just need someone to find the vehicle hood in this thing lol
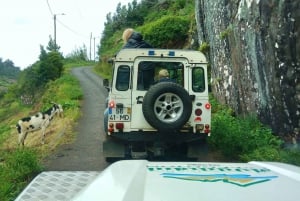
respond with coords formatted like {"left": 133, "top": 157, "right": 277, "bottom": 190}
{"left": 73, "top": 160, "right": 300, "bottom": 201}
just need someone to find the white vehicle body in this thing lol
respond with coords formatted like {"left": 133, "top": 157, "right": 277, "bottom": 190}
{"left": 16, "top": 160, "right": 300, "bottom": 201}
{"left": 103, "top": 49, "right": 211, "bottom": 159}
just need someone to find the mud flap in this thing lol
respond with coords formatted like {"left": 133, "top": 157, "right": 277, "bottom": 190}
{"left": 187, "top": 139, "right": 208, "bottom": 160}
{"left": 103, "top": 139, "right": 125, "bottom": 159}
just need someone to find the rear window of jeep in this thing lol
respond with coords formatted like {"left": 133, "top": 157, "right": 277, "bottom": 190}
{"left": 192, "top": 67, "right": 205, "bottom": 92}
{"left": 137, "top": 61, "right": 184, "bottom": 90}
{"left": 116, "top": 65, "right": 130, "bottom": 91}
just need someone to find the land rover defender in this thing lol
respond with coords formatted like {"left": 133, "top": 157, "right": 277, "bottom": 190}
{"left": 103, "top": 49, "right": 211, "bottom": 160}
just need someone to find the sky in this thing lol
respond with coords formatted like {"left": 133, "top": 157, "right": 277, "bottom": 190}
{"left": 0, "top": 0, "right": 133, "bottom": 70}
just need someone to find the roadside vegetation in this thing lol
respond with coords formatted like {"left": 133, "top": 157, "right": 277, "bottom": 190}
{"left": 0, "top": 0, "right": 299, "bottom": 200}
{"left": 0, "top": 66, "right": 88, "bottom": 200}
{"left": 0, "top": 36, "right": 93, "bottom": 200}
{"left": 208, "top": 96, "right": 300, "bottom": 164}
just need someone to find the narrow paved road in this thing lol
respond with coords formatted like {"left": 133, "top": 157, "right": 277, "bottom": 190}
{"left": 44, "top": 66, "right": 109, "bottom": 171}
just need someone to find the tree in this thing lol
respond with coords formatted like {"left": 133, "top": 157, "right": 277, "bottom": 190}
{"left": 18, "top": 65, "right": 40, "bottom": 101}
{"left": 0, "top": 58, "right": 20, "bottom": 79}
{"left": 65, "top": 45, "right": 88, "bottom": 62}
{"left": 46, "top": 35, "right": 60, "bottom": 52}
{"left": 39, "top": 45, "right": 48, "bottom": 61}
{"left": 38, "top": 51, "right": 63, "bottom": 83}
{"left": 14, "top": 38, "right": 64, "bottom": 104}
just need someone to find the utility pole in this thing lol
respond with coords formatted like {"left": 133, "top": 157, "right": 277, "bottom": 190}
{"left": 90, "top": 32, "right": 92, "bottom": 61}
{"left": 54, "top": 14, "right": 56, "bottom": 48}
{"left": 94, "top": 37, "right": 96, "bottom": 62}
{"left": 53, "top": 13, "right": 65, "bottom": 51}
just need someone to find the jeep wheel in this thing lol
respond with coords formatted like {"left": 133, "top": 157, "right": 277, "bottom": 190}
{"left": 142, "top": 82, "right": 192, "bottom": 131}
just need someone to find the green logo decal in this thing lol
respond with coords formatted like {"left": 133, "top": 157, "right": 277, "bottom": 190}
{"left": 161, "top": 173, "right": 278, "bottom": 187}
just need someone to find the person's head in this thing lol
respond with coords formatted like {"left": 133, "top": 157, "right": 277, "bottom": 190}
{"left": 122, "top": 28, "right": 134, "bottom": 43}
{"left": 158, "top": 69, "right": 169, "bottom": 79}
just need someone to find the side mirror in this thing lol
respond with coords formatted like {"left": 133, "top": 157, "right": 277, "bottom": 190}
{"left": 108, "top": 58, "right": 115, "bottom": 64}
{"left": 103, "top": 79, "right": 110, "bottom": 92}
{"left": 103, "top": 79, "right": 109, "bottom": 87}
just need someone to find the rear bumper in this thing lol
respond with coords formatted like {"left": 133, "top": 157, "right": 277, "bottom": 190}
{"left": 108, "top": 131, "right": 208, "bottom": 143}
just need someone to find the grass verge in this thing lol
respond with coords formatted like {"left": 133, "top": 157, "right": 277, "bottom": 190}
{"left": 0, "top": 65, "right": 87, "bottom": 201}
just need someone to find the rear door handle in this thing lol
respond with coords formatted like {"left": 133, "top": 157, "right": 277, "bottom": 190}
{"left": 136, "top": 96, "right": 143, "bottom": 104}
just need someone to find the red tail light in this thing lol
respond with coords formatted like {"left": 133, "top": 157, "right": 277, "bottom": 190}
{"left": 108, "top": 123, "right": 114, "bottom": 132}
{"left": 205, "top": 103, "right": 211, "bottom": 110}
{"left": 116, "top": 123, "right": 124, "bottom": 130}
{"left": 194, "top": 116, "right": 202, "bottom": 122}
{"left": 109, "top": 100, "right": 115, "bottom": 108}
{"left": 195, "top": 109, "right": 202, "bottom": 116}
{"left": 204, "top": 124, "right": 210, "bottom": 133}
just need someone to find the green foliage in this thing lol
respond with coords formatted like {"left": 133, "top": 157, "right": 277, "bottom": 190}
{"left": 172, "top": 0, "right": 187, "bottom": 10}
{"left": 220, "top": 25, "right": 233, "bottom": 40}
{"left": 0, "top": 22, "right": 89, "bottom": 201}
{"left": 240, "top": 147, "right": 281, "bottom": 162}
{"left": 0, "top": 101, "right": 21, "bottom": 123}
{"left": 101, "top": 0, "right": 150, "bottom": 50}
{"left": 63, "top": 61, "right": 96, "bottom": 71}
{"left": 40, "top": 73, "right": 83, "bottom": 111}
{"left": 0, "top": 58, "right": 21, "bottom": 79}
{"left": 10, "top": 46, "right": 65, "bottom": 106}
{"left": 38, "top": 51, "right": 64, "bottom": 83}
{"left": 99, "top": 29, "right": 124, "bottom": 58}
{"left": 208, "top": 97, "right": 283, "bottom": 161}
{"left": 13, "top": 46, "right": 64, "bottom": 106}
{"left": 94, "top": 61, "right": 113, "bottom": 80}
{"left": 199, "top": 42, "right": 210, "bottom": 54}
{"left": 0, "top": 148, "right": 42, "bottom": 200}
{"left": 46, "top": 35, "right": 60, "bottom": 52}
{"left": 140, "top": 16, "right": 190, "bottom": 48}
{"left": 16, "top": 64, "right": 41, "bottom": 100}
{"left": 144, "top": 0, "right": 193, "bottom": 22}
{"left": 0, "top": 63, "right": 84, "bottom": 200}
{"left": 0, "top": 58, "right": 20, "bottom": 99}
{"left": 65, "top": 45, "right": 89, "bottom": 62}
{"left": 99, "top": 0, "right": 195, "bottom": 58}
{"left": 280, "top": 149, "right": 300, "bottom": 166}
{"left": 0, "top": 124, "right": 10, "bottom": 143}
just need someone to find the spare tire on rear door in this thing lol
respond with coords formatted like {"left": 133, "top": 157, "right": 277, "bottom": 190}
{"left": 142, "top": 82, "right": 192, "bottom": 132}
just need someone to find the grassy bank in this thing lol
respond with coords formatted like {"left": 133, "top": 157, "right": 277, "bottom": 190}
{"left": 0, "top": 64, "right": 89, "bottom": 201}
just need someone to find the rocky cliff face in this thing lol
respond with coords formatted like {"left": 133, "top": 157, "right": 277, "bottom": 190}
{"left": 195, "top": 0, "right": 300, "bottom": 141}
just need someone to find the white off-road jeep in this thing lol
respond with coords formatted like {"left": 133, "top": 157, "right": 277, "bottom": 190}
{"left": 103, "top": 49, "right": 211, "bottom": 160}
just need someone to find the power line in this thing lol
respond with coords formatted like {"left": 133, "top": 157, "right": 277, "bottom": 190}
{"left": 56, "top": 18, "right": 90, "bottom": 39}
{"left": 46, "top": 0, "right": 53, "bottom": 15}
{"left": 45, "top": 0, "right": 91, "bottom": 40}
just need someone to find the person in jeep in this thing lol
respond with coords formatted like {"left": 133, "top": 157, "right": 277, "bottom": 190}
{"left": 122, "top": 28, "right": 153, "bottom": 49}
{"left": 156, "top": 69, "right": 175, "bottom": 83}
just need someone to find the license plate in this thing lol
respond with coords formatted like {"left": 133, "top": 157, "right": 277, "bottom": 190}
{"left": 108, "top": 107, "right": 131, "bottom": 121}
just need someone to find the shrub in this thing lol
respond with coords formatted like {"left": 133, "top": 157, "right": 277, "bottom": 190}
{"left": 240, "top": 147, "right": 281, "bottom": 162}
{"left": 95, "top": 61, "right": 113, "bottom": 80}
{"left": 219, "top": 25, "right": 233, "bottom": 40}
{"left": 38, "top": 51, "right": 64, "bottom": 84}
{"left": 41, "top": 74, "right": 83, "bottom": 111}
{"left": 199, "top": 42, "right": 210, "bottom": 54}
{"left": 279, "top": 149, "right": 300, "bottom": 166}
{"left": 209, "top": 108, "right": 283, "bottom": 161}
{"left": 140, "top": 16, "right": 190, "bottom": 48}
